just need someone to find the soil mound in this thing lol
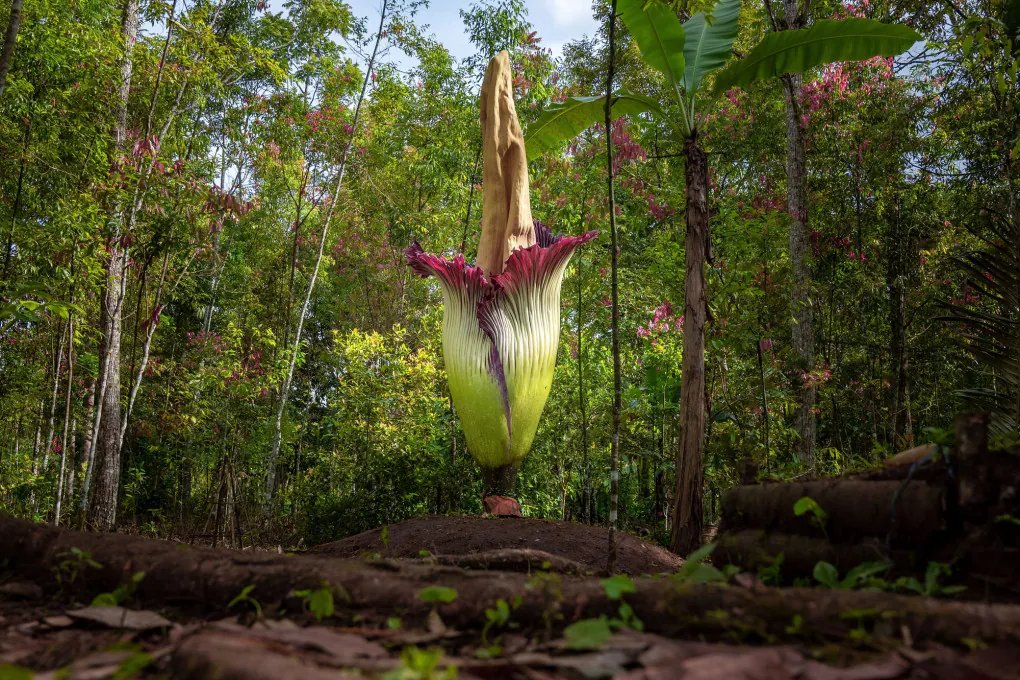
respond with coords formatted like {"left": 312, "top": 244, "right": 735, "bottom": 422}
{"left": 308, "top": 515, "right": 682, "bottom": 574}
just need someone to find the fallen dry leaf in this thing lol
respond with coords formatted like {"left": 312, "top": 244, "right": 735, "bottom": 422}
{"left": 680, "top": 648, "right": 801, "bottom": 680}
{"left": 0, "top": 581, "right": 44, "bottom": 599}
{"left": 42, "top": 615, "right": 75, "bottom": 628}
{"left": 795, "top": 655, "right": 909, "bottom": 680}
{"left": 172, "top": 631, "right": 362, "bottom": 680}
{"left": 66, "top": 606, "right": 171, "bottom": 631}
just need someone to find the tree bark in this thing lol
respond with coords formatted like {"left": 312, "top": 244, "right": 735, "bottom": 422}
{"left": 604, "top": 0, "right": 621, "bottom": 574}
{"left": 0, "top": 0, "right": 22, "bottom": 99}
{"left": 670, "top": 135, "right": 709, "bottom": 556}
{"left": 87, "top": 0, "right": 140, "bottom": 531}
{"left": 782, "top": 0, "right": 816, "bottom": 467}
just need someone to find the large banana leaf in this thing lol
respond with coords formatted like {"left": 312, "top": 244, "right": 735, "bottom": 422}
{"left": 524, "top": 93, "right": 675, "bottom": 162}
{"left": 617, "top": 0, "right": 686, "bottom": 94}
{"left": 682, "top": 0, "right": 742, "bottom": 96}
{"left": 712, "top": 18, "right": 921, "bottom": 94}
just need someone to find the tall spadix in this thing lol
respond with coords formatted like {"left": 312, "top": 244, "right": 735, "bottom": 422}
{"left": 405, "top": 51, "right": 596, "bottom": 498}
{"left": 476, "top": 51, "right": 535, "bottom": 276}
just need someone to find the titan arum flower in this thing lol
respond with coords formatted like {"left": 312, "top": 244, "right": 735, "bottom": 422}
{"left": 405, "top": 51, "right": 596, "bottom": 498}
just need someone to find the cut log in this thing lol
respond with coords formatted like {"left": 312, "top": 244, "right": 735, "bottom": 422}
{"left": 719, "top": 480, "right": 946, "bottom": 548}
{"left": 713, "top": 529, "right": 917, "bottom": 577}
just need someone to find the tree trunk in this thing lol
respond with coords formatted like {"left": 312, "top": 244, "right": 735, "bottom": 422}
{"left": 604, "top": 0, "right": 621, "bottom": 574}
{"left": 782, "top": 1, "right": 816, "bottom": 468}
{"left": 55, "top": 314, "right": 75, "bottom": 525}
{"left": 888, "top": 201, "right": 908, "bottom": 445}
{"left": 78, "top": 378, "right": 95, "bottom": 513}
{"left": 87, "top": 0, "right": 140, "bottom": 531}
{"left": 0, "top": 0, "right": 23, "bottom": 99}
{"left": 670, "top": 135, "right": 708, "bottom": 557}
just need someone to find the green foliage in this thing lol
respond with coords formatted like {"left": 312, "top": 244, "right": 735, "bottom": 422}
{"left": 228, "top": 585, "right": 263, "bottom": 618}
{"left": 525, "top": 93, "right": 675, "bottom": 161}
{"left": 713, "top": 19, "right": 921, "bottom": 93}
{"left": 682, "top": 0, "right": 742, "bottom": 96}
{"left": 383, "top": 646, "right": 457, "bottom": 680}
{"left": 0, "top": 664, "right": 33, "bottom": 680}
{"left": 92, "top": 571, "right": 146, "bottom": 607}
{"left": 293, "top": 583, "right": 344, "bottom": 621}
{"left": 53, "top": 548, "right": 102, "bottom": 586}
{"left": 793, "top": 496, "right": 828, "bottom": 536}
{"left": 758, "top": 552, "right": 784, "bottom": 586}
{"left": 673, "top": 544, "right": 729, "bottom": 585}
{"left": 600, "top": 574, "right": 636, "bottom": 599}
{"left": 941, "top": 213, "right": 1020, "bottom": 431}
{"left": 893, "top": 561, "right": 966, "bottom": 597}
{"left": 563, "top": 617, "right": 613, "bottom": 650}
{"left": 812, "top": 561, "right": 889, "bottom": 590}
{"left": 617, "top": 0, "right": 687, "bottom": 96}
{"left": 418, "top": 586, "right": 458, "bottom": 604}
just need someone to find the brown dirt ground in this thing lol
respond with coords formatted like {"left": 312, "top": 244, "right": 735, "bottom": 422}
{"left": 4, "top": 515, "right": 1020, "bottom": 678}
{"left": 307, "top": 515, "right": 682, "bottom": 575}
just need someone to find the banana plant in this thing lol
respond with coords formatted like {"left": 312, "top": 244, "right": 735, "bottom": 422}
{"left": 525, "top": 0, "right": 919, "bottom": 554}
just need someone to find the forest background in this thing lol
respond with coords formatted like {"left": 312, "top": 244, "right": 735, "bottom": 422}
{"left": 0, "top": 0, "right": 1017, "bottom": 549}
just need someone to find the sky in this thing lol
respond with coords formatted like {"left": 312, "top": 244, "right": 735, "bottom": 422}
{"left": 341, "top": 0, "right": 600, "bottom": 69}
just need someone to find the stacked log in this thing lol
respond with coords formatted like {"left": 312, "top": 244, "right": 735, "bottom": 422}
{"left": 713, "top": 413, "right": 1020, "bottom": 598}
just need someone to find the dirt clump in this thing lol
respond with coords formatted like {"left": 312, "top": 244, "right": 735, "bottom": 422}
{"left": 307, "top": 515, "right": 682, "bottom": 574}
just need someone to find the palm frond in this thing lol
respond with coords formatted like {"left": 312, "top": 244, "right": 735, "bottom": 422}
{"left": 940, "top": 214, "right": 1020, "bottom": 431}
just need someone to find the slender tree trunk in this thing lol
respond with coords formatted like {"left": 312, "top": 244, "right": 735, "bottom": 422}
{"left": 781, "top": 0, "right": 816, "bottom": 467}
{"left": 670, "top": 134, "right": 709, "bottom": 557}
{"left": 0, "top": 0, "right": 22, "bottom": 99}
{"left": 55, "top": 314, "right": 75, "bottom": 525}
{"left": 888, "top": 199, "right": 909, "bottom": 445}
{"left": 42, "top": 322, "right": 68, "bottom": 474}
{"left": 87, "top": 0, "right": 140, "bottom": 531}
{"left": 120, "top": 248, "right": 173, "bottom": 448}
{"left": 78, "top": 379, "right": 95, "bottom": 513}
{"left": 604, "top": 0, "right": 621, "bottom": 574}
{"left": 265, "top": 0, "right": 388, "bottom": 506}
{"left": 2, "top": 128, "right": 28, "bottom": 280}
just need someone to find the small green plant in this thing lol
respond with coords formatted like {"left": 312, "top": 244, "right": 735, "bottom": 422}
{"left": 840, "top": 608, "right": 880, "bottom": 642}
{"left": 92, "top": 571, "right": 145, "bottom": 607}
{"left": 293, "top": 583, "right": 343, "bottom": 622}
{"left": 526, "top": 571, "right": 565, "bottom": 638}
{"left": 228, "top": 585, "right": 263, "bottom": 618}
{"left": 381, "top": 525, "right": 390, "bottom": 546}
{"left": 53, "top": 547, "right": 102, "bottom": 586}
{"left": 785, "top": 613, "right": 804, "bottom": 635}
{"left": 995, "top": 513, "right": 1020, "bottom": 527}
{"left": 563, "top": 616, "right": 613, "bottom": 650}
{"left": 672, "top": 544, "right": 731, "bottom": 585}
{"left": 759, "top": 552, "right": 784, "bottom": 586}
{"left": 601, "top": 574, "right": 643, "bottom": 632}
{"left": 893, "top": 561, "right": 966, "bottom": 597}
{"left": 793, "top": 497, "right": 828, "bottom": 537}
{"left": 813, "top": 561, "right": 889, "bottom": 590}
{"left": 418, "top": 586, "right": 458, "bottom": 604}
{"left": 382, "top": 646, "right": 457, "bottom": 680}
{"left": 387, "top": 616, "right": 403, "bottom": 630}
{"left": 479, "top": 595, "right": 522, "bottom": 656}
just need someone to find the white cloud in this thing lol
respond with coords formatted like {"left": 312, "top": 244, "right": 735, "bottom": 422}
{"left": 545, "top": 0, "right": 591, "bottom": 27}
